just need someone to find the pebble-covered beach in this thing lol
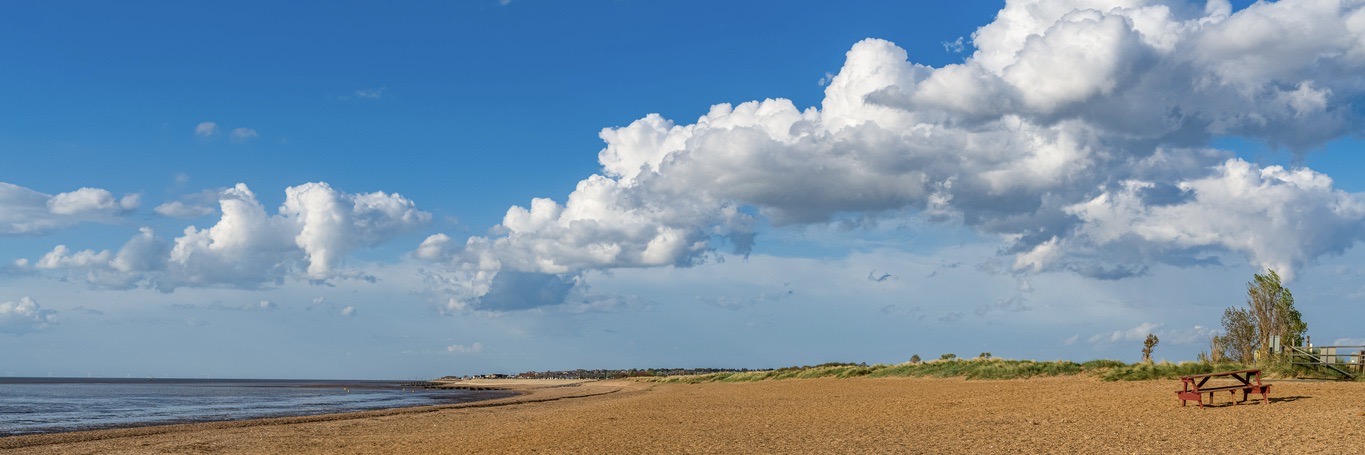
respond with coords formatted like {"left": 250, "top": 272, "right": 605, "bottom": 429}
{"left": 4, "top": 377, "right": 1363, "bottom": 453}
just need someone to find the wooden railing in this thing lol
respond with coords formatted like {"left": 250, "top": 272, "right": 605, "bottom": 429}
{"left": 1286, "top": 345, "right": 1364, "bottom": 380}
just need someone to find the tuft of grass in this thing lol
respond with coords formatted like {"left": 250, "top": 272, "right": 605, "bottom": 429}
{"left": 1094, "top": 361, "right": 1252, "bottom": 381}
{"left": 1080, "top": 359, "right": 1126, "bottom": 370}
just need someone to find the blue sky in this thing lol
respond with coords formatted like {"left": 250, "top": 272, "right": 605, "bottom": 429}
{"left": 4, "top": 0, "right": 1365, "bottom": 379}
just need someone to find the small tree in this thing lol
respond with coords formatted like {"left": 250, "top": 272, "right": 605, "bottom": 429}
{"left": 1141, "top": 333, "right": 1159, "bottom": 363}
{"left": 1208, "top": 334, "right": 1226, "bottom": 363}
{"left": 909, "top": 354, "right": 921, "bottom": 363}
{"left": 940, "top": 353, "right": 957, "bottom": 361}
{"left": 978, "top": 352, "right": 992, "bottom": 359}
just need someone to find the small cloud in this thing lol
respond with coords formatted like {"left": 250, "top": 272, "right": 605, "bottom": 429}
{"left": 174, "top": 173, "right": 191, "bottom": 185}
{"left": 1, "top": 259, "right": 37, "bottom": 277}
{"left": 817, "top": 71, "right": 836, "bottom": 87}
{"left": 47, "top": 188, "right": 137, "bottom": 215}
{"left": 1063, "top": 334, "right": 1079, "bottom": 346}
{"left": 353, "top": 87, "right": 386, "bottom": 99}
{"left": 195, "top": 122, "right": 218, "bottom": 138}
{"left": 259, "top": 300, "right": 277, "bottom": 310}
{"left": 414, "top": 233, "right": 457, "bottom": 261}
{"left": 1332, "top": 338, "right": 1365, "bottom": 345}
{"left": 867, "top": 270, "right": 893, "bottom": 282}
{"left": 230, "top": 128, "right": 258, "bottom": 143}
{"left": 498, "top": 0, "right": 511, "bottom": 5}
{"left": 312, "top": 297, "right": 326, "bottom": 305}
{"left": 446, "top": 342, "right": 483, "bottom": 353}
{"left": 0, "top": 297, "right": 56, "bottom": 334}
{"left": 942, "top": 36, "right": 965, "bottom": 53}
{"left": 119, "top": 194, "right": 141, "bottom": 210}
{"left": 340, "top": 305, "right": 356, "bottom": 317}
{"left": 70, "top": 306, "right": 103, "bottom": 315}
{"left": 154, "top": 201, "right": 215, "bottom": 219}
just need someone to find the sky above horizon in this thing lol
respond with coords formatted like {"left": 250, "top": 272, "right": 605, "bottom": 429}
{"left": 5, "top": 0, "right": 1365, "bottom": 379}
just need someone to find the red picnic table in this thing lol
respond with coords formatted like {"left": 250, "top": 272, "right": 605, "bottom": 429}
{"left": 1176, "top": 369, "right": 1271, "bottom": 409}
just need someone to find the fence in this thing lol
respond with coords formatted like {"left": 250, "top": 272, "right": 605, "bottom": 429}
{"left": 1285, "top": 345, "right": 1364, "bottom": 380}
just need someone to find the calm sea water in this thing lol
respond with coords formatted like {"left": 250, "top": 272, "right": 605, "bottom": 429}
{"left": 0, "top": 378, "right": 512, "bottom": 436}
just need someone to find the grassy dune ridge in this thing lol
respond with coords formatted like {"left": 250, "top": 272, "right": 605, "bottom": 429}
{"left": 640, "top": 358, "right": 1284, "bottom": 383}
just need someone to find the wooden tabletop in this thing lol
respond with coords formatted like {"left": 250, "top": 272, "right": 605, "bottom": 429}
{"left": 1179, "top": 369, "right": 1260, "bottom": 381}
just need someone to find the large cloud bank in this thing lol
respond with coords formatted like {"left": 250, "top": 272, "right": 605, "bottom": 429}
{"left": 30, "top": 182, "right": 429, "bottom": 291}
{"left": 425, "top": 0, "right": 1365, "bottom": 309}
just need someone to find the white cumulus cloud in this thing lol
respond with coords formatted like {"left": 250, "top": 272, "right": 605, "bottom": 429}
{"left": 421, "top": 0, "right": 1365, "bottom": 311}
{"left": 0, "top": 182, "right": 139, "bottom": 235}
{"left": 0, "top": 297, "right": 56, "bottom": 334}
{"left": 195, "top": 121, "right": 218, "bottom": 138}
{"left": 31, "top": 182, "right": 430, "bottom": 290}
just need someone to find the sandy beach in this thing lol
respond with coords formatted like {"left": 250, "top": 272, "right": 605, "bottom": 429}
{"left": 4, "top": 376, "right": 1363, "bottom": 453}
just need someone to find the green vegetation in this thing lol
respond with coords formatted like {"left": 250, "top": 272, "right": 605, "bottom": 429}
{"left": 639, "top": 357, "right": 1261, "bottom": 384}
{"left": 1096, "top": 360, "right": 1250, "bottom": 381}
{"left": 1218, "top": 269, "right": 1307, "bottom": 362}
{"left": 638, "top": 270, "right": 1359, "bottom": 386}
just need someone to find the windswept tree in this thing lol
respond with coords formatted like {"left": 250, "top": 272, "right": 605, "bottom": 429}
{"left": 1247, "top": 270, "right": 1307, "bottom": 354}
{"left": 1222, "top": 307, "right": 1257, "bottom": 362}
{"left": 1221, "top": 269, "right": 1308, "bottom": 362}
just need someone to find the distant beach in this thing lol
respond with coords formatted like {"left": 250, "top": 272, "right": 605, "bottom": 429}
{"left": 3, "top": 377, "right": 1363, "bottom": 453}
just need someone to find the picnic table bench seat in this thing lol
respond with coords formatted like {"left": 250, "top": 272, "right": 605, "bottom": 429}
{"left": 1176, "top": 369, "right": 1270, "bottom": 409}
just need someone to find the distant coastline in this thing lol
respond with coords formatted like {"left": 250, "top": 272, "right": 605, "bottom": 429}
{"left": 0, "top": 378, "right": 514, "bottom": 437}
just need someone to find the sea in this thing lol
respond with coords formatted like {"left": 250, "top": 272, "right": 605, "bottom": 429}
{"left": 0, "top": 377, "right": 513, "bottom": 437}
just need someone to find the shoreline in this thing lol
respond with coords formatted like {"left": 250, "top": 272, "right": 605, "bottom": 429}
{"left": 4, "top": 376, "right": 1362, "bottom": 453}
{"left": 0, "top": 379, "right": 613, "bottom": 450}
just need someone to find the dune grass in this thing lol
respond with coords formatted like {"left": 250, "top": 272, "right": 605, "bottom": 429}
{"left": 641, "top": 358, "right": 1262, "bottom": 383}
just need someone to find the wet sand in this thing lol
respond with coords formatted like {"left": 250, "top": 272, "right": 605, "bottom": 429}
{"left": 4, "top": 376, "right": 1363, "bottom": 453}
